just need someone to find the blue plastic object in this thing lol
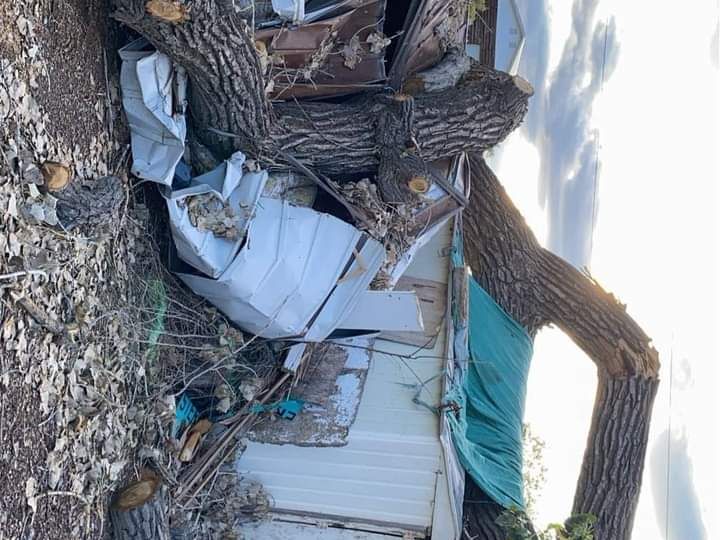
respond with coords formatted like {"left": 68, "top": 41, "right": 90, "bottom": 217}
{"left": 172, "top": 393, "right": 199, "bottom": 438}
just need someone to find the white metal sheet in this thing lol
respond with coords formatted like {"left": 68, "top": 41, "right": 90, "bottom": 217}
{"left": 337, "top": 291, "right": 424, "bottom": 332}
{"left": 176, "top": 198, "right": 385, "bottom": 340}
{"left": 165, "top": 152, "right": 268, "bottom": 278}
{"left": 237, "top": 224, "right": 456, "bottom": 535}
{"left": 119, "top": 38, "right": 186, "bottom": 186}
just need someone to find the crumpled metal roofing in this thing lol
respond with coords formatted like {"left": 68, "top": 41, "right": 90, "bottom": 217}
{"left": 119, "top": 38, "right": 187, "bottom": 186}
{"left": 173, "top": 195, "right": 386, "bottom": 340}
{"left": 163, "top": 152, "right": 267, "bottom": 278}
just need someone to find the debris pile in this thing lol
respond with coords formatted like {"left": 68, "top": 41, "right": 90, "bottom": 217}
{"left": 1, "top": 0, "right": 471, "bottom": 537}
{"left": 184, "top": 194, "right": 242, "bottom": 241}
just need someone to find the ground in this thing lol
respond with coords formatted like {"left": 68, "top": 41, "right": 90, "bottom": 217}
{"left": 0, "top": 1, "right": 142, "bottom": 538}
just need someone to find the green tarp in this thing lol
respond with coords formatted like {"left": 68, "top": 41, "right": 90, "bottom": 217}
{"left": 446, "top": 278, "right": 533, "bottom": 509}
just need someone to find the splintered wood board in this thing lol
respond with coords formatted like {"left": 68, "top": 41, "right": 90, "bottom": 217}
{"left": 380, "top": 276, "right": 447, "bottom": 348}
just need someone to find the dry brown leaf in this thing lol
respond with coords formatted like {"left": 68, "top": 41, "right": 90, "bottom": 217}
{"left": 342, "top": 35, "right": 362, "bottom": 70}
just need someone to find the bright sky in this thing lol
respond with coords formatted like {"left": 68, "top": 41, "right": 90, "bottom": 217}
{"left": 489, "top": 1, "right": 720, "bottom": 538}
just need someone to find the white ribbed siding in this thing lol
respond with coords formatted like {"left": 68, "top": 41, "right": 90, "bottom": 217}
{"left": 237, "top": 222, "right": 455, "bottom": 536}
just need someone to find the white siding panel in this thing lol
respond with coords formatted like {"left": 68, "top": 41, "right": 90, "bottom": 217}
{"left": 237, "top": 223, "right": 455, "bottom": 533}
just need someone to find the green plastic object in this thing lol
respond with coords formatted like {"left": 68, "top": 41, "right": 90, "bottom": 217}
{"left": 446, "top": 279, "right": 532, "bottom": 510}
{"left": 144, "top": 279, "right": 167, "bottom": 363}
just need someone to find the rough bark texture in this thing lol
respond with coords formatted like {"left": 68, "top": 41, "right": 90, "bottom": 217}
{"left": 463, "top": 477, "right": 510, "bottom": 540}
{"left": 110, "top": 481, "right": 170, "bottom": 540}
{"left": 464, "top": 156, "right": 660, "bottom": 377}
{"left": 112, "top": 1, "right": 530, "bottom": 177}
{"left": 272, "top": 66, "right": 531, "bottom": 176}
{"left": 56, "top": 175, "right": 124, "bottom": 230}
{"left": 573, "top": 374, "right": 659, "bottom": 540}
{"left": 462, "top": 155, "right": 660, "bottom": 540}
{"left": 113, "top": 0, "right": 271, "bottom": 155}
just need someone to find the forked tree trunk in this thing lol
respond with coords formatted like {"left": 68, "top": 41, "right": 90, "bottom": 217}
{"left": 463, "top": 155, "right": 660, "bottom": 540}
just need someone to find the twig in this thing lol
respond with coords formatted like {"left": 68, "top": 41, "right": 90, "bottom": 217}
{"left": 12, "top": 293, "right": 65, "bottom": 335}
{"left": 103, "top": 49, "right": 114, "bottom": 137}
{"left": 176, "top": 371, "right": 292, "bottom": 503}
{"left": 0, "top": 269, "right": 48, "bottom": 281}
{"left": 35, "top": 490, "right": 91, "bottom": 506}
{"left": 279, "top": 150, "right": 374, "bottom": 229}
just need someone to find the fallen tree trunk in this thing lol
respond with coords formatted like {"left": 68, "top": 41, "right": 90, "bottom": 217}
{"left": 462, "top": 155, "right": 660, "bottom": 540}
{"left": 112, "top": 0, "right": 531, "bottom": 179}
{"left": 271, "top": 66, "right": 531, "bottom": 176}
{"left": 112, "top": 0, "right": 271, "bottom": 155}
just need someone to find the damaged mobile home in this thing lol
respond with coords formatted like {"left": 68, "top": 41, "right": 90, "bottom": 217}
{"left": 115, "top": 1, "right": 533, "bottom": 538}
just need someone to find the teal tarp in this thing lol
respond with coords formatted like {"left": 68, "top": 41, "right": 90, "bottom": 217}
{"left": 446, "top": 278, "right": 533, "bottom": 509}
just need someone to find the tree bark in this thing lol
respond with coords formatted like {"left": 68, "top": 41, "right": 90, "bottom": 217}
{"left": 112, "top": 0, "right": 271, "bottom": 155}
{"left": 110, "top": 471, "right": 170, "bottom": 540}
{"left": 56, "top": 175, "right": 124, "bottom": 230}
{"left": 572, "top": 374, "right": 659, "bottom": 540}
{"left": 462, "top": 476, "right": 511, "bottom": 540}
{"left": 112, "top": 1, "right": 531, "bottom": 180}
{"left": 272, "top": 66, "right": 531, "bottom": 176}
{"left": 462, "top": 155, "right": 660, "bottom": 540}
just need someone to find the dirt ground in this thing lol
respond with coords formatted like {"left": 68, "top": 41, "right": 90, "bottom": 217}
{"left": 0, "top": 1, "right": 135, "bottom": 538}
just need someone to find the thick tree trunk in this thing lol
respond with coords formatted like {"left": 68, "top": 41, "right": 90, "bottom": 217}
{"left": 463, "top": 476, "right": 511, "bottom": 540}
{"left": 573, "top": 374, "right": 659, "bottom": 540}
{"left": 113, "top": 0, "right": 271, "bottom": 155}
{"left": 271, "top": 65, "right": 531, "bottom": 177}
{"left": 112, "top": 1, "right": 531, "bottom": 180}
{"left": 463, "top": 155, "right": 660, "bottom": 540}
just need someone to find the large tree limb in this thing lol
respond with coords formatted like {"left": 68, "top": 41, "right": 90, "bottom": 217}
{"left": 271, "top": 66, "right": 532, "bottom": 176}
{"left": 113, "top": 0, "right": 271, "bottom": 155}
{"left": 113, "top": 1, "right": 531, "bottom": 178}
{"left": 463, "top": 155, "right": 660, "bottom": 540}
